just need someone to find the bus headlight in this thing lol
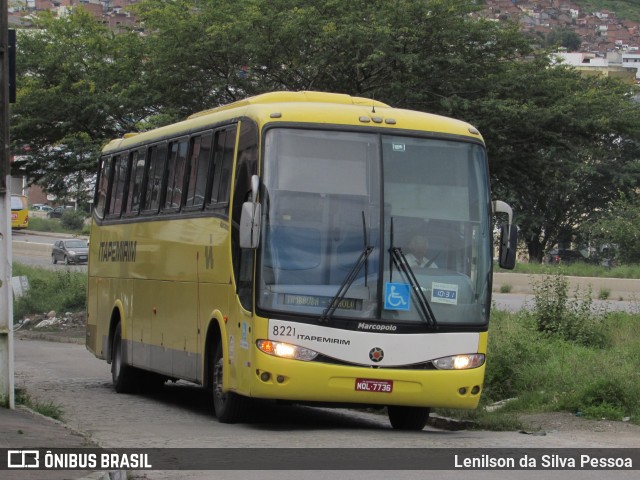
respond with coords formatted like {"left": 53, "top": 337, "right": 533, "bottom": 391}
{"left": 433, "top": 354, "right": 485, "bottom": 370}
{"left": 256, "top": 340, "right": 319, "bottom": 361}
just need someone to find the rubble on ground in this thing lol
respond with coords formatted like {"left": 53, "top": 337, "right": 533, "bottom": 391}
{"left": 16, "top": 311, "right": 86, "bottom": 331}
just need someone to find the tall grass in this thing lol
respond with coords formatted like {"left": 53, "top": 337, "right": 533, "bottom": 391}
{"left": 497, "top": 261, "right": 640, "bottom": 279}
{"left": 438, "top": 273, "right": 640, "bottom": 429}
{"left": 485, "top": 310, "right": 640, "bottom": 422}
{"left": 12, "top": 263, "right": 87, "bottom": 320}
{"left": 28, "top": 216, "right": 90, "bottom": 235}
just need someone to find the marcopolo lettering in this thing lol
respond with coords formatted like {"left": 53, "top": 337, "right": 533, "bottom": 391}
{"left": 99, "top": 240, "right": 137, "bottom": 263}
{"left": 357, "top": 322, "right": 397, "bottom": 331}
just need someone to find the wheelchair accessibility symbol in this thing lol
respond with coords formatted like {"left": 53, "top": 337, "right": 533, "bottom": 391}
{"left": 384, "top": 282, "right": 411, "bottom": 311}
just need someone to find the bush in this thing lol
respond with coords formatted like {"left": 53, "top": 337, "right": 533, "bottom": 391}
{"left": 481, "top": 310, "right": 640, "bottom": 425}
{"left": 60, "top": 209, "right": 86, "bottom": 231}
{"left": 13, "top": 264, "right": 87, "bottom": 320}
{"left": 28, "top": 216, "right": 85, "bottom": 235}
{"left": 529, "top": 273, "right": 609, "bottom": 348}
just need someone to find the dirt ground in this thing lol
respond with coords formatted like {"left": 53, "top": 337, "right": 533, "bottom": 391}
{"left": 517, "top": 412, "right": 640, "bottom": 435}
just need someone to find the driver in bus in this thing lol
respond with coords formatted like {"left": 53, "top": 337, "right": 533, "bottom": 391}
{"left": 405, "top": 234, "right": 438, "bottom": 268}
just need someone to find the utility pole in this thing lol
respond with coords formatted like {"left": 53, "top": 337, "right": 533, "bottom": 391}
{"left": 0, "top": 0, "right": 15, "bottom": 409}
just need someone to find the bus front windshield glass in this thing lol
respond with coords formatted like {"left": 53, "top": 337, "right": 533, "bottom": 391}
{"left": 257, "top": 128, "right": 492, "bottom": 326}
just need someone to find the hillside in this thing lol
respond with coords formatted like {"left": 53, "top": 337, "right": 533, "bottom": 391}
{"left": 484, "top": 1, "right": 640, "bottom": 53}
{"left": 573, "top": 1, "right": 640, "bottom": 22}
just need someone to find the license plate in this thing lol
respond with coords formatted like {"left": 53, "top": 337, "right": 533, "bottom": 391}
{"left": 355, "top": 378, "right": 393, "bottom": 393}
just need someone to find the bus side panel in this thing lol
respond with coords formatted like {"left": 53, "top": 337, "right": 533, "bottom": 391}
{"left": 86, "top": 276, "right": 100, "bottom": 357}
{"left": 143, "top": 280, "right": 199, "bottom": 381}
{"left": 88, "top": 276, "right": 126, "bottom": 361}
{"left": 224, "top": 296, "right": 254, "bottom": 393}
{"left": 198, "top": 283, "right": 230, "bottom": 386}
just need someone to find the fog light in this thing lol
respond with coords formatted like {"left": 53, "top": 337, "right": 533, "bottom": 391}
{"left": 458, "top": 387, "right": 467, "bottom": 395}
{"left": 276, "top": 375, "right": 285, "bottom": 384}
{"left": 471, "top": 385, "right": 481, "bottom": 395}
{"left": 260, "top": 372, "right": 271, "bottom": 382}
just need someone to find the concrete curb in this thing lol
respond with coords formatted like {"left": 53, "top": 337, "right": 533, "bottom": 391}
{"left": 493, "top": 272, "right": 640, "bottom": 301}
{"left": 9, "top": 405, "right": 127, "bottom": 480}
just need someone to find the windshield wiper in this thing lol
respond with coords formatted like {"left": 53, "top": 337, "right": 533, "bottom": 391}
{"left": 389, "top": 218, "right": 438, "bottom": 328}
{"left": 320, "top": 212, "right": 372, "bottom": 323}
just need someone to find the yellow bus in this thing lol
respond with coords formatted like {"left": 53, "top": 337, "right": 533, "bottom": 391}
{"left": 11, "top": 194, "right": 29, "bottom": 229}
{"left": 87, "top": 91, "right": 516, "bottom": 430}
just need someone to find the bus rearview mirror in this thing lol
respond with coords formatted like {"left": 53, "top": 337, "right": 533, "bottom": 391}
{"left": 240, "top": 202, "right": 261, "bottom": 249}
{"left": 499, "top": 223, "right": 517, "bottom": 270}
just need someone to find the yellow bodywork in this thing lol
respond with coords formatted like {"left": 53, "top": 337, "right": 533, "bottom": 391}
{"left": 87, "top": 91, "right": 488, "bottom": 410}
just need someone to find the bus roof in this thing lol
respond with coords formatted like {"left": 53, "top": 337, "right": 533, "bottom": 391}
{"left": 102, "top": 91, "right": 483, "bottom": 153}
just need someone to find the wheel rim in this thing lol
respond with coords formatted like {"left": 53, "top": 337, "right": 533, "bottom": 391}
{"left": 112, "top": 340, "right": 121, "bottom": 380}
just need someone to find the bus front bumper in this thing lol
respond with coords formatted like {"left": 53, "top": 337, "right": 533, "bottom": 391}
{"left": 249, "top": 353, "right": 485, "bottom": 409}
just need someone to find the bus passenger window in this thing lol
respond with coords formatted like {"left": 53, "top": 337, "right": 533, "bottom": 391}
{"left": 126, "top": 150, "right": 146, "bottom": 215}
{"left": 95, "top": 156, "right": 112, "bottom": 218}
{"left": 209, "top": 125, "right": 237, "bottom": 209}
{"left": 185, "top": 133, "right": 212, "bottom": 208}
{"left": 108, "top": 154, "right": 128, "bottom": 217}
{"left": 165, "top": 139, "right": 189, "bottom": 210}
{"left": 144, "top": 144, "right": 167, "bottom": 213}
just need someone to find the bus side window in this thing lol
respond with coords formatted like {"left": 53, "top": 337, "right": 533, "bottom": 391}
{"left": 125, "top": 149, "right": 146, "bottom": 215}
{"left": 95, "top": 155, "right": 113, "bottom": 218}
{"left": 108, "top": 154, "right": 128, "bottom": 218}
{"left": 185, "top": 132, "right": 213, "bottom": 209}
{"left": 164, "top": 138, "right": 189, "bottom": 211}
{"left": 208, "top": 125, "right": 237, "bottom": 212}
{"left": 144, "top": 143, "right": 167, "bottom": 213}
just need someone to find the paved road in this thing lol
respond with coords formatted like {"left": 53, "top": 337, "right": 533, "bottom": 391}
{"left": 11, "top": 338, "right": 640, "bottom": 480}
{"left": 492, "top": 293, "right": 640, "bottom": 314}
{"left": 11, "top": 230, "right": 87, "bottom": 271}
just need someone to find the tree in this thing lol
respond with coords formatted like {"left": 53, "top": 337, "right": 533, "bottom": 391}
{"left": 467, "top": 58, "right": 640, "bottom": 261}
{"left": 546, "top": 28, "right": 582, "bottom": 51}
{"left": 581, "top": 194, "right": 640, "bottom": 264}
{"left": 10, "top": 10, "right": 149, "bottom": 196}
{"left": 11, "top": 0, "right": 640, "bottom": 259}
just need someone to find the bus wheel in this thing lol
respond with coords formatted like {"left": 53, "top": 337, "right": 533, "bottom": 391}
{"left": 387, "top": 406, "right": 430, "bottom": 431}
{"left": 212, "top": 340, "right": 250, "bottom": 423}
{"left": 111, "top": 323, "right": 139, "bottom": 393}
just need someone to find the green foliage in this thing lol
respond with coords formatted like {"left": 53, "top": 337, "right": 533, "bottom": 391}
{"left": 581, "top": 194, "right": 640, "bottom": 264}
{"left": 60, "top": 210, "right": 86, "bottom": 231}
{"left": 598, "top": 288, "right": 611, "bottom": 300}
{"left": 499, "top": 260, "right": 640, "bottom": 279}
{"left": 10, "top": 0, "right": 640, "bottom": 263}
{"left": 482, "top": 309, "right": 640, "bottom": 424}
{"left": 13, "top": 264, "right": 87, "bottom": 320}
{"left": 545, "top": 28, "right": 582, "bottom": 51}
{"left": 10, "top": 10, "right": 149, "bottom": 193}
{"left": 15, "top": 388, "right": 64, "bottom": 421}
{"left": 575, "top": 0, "right": 640, "bottom": 22}
{"left": 530, "top": 273, "right": 609, "bottom": 347}
{"left": 28, "top": 217, "right": 84, "bottom": 235}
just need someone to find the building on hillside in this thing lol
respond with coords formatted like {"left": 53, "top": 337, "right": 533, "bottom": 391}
{"left": 553, "top": 51, "right": 639, "bottom": 82}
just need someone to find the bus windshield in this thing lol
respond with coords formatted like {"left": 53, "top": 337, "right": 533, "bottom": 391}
{"left": 257, "top": 128, "right": 492, "bottom": 326}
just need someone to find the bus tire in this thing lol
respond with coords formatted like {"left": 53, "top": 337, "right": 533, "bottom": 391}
{"left": 387, "top": 406, "right": 430, "bottom": 431}
{"left": 111, "top": 323, "right": 139, "bottom": 393}
{"left": 212, "top": 339, "right": 250, "bottom": 423}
